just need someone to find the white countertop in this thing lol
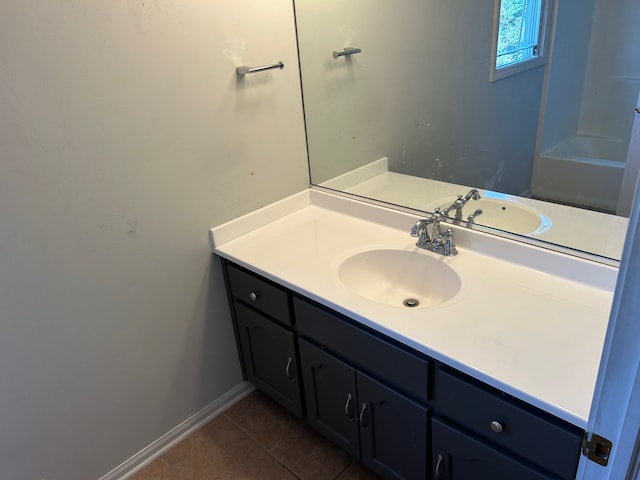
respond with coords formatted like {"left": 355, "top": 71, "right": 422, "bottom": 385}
{"left": 211, "top": 189, "right": 617, "bottom": 428}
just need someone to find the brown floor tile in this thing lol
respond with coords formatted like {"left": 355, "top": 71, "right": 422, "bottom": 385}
{"left": 335, "top": 460, "right": 381, "bottom": 480}
{"left": 228, "top": 454, "right": 298, "bottom": 480}
{"left": 224, "top": 390, "right": 303, "bottom": 449}
{"left": 129, "top": 459, "right": 175, "bottom": 480}
{"left": 128, "top": 390, "right": 381, "bottom": 480}
{"left": 268, "top": 423, "right": 351, "bottom": 480}
{"left": 160, "top": 415, "right": 267, "bottom": 480}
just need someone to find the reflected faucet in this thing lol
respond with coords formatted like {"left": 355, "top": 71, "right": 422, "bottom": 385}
{"left": 443, "top": 189, "right": 481, "bottom": 221}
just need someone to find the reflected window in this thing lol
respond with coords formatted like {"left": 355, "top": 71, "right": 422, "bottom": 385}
{"left": 490, "top": 0, "right": 550, "bottom": 81}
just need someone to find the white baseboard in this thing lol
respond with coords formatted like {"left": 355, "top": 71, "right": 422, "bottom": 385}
{"left": 99, "top": 382, "right": 255, "bottom": 480}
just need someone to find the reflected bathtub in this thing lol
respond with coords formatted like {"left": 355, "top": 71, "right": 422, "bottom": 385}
{"left": 532, "top": 135, "right": 626, "bottom": 212}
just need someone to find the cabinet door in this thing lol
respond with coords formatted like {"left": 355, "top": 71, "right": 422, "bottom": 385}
{"left": 235, "top": 302, "right": 303, "bottom": 417}
{"left": 299, "top": 339, "right": 360, "bottom": 457}
{"left": 431, "top": 418, "right": 560, "bottom": 480}
{"left": 357, "top": 372, "right": 429, "bottom": 480}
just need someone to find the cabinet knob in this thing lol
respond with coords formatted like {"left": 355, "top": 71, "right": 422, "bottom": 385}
{"left": 490, "top": 420, "right": 504, "bottom": 433}
{"left": 249, "top": 292, "right": 258, "bottom": 301}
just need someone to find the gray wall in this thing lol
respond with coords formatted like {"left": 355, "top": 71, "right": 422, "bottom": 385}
{"left": 0, "top": 2, "right": 309, "bottom": 479}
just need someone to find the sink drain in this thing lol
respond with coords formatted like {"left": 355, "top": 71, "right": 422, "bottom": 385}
{"left": 403, "top": 298, "right": 420, "bottom": 308}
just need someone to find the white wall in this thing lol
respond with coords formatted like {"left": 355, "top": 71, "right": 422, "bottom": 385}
{"left": 537, "top": 0, "right": 595, "bottom": 152}
{"left": 539, "top": 0, "right": 639, "bottom": 152}
{"left": 298, "top": 0, "right": 544, "bottom": 196}
{"left": 540, "top": 0, "right": 640, "bottom": 152}
{"left": 0, "top": 2, "right": 309, "bottom": 479}
{"left": 580, "top": 0, "right": 640, "bottom": 142}
{"left": 533, "top": 0, "right": 639, "bottom": 211}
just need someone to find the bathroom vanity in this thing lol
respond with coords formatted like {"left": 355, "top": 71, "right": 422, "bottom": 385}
{"left": 211, "top": 189, "right": 616, "bottom": 480}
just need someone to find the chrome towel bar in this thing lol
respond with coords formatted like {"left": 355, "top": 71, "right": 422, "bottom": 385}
{"left": 236, "top": 61, "right": 284, "bottom": 76}
{"left": 332, "top": 47, "right": 362, "bottom": 59}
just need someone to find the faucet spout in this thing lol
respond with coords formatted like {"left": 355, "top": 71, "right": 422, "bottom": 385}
{"left": 464, "top": 188, "right": 481, "bottom": 202}
{"left": 410, "top": 217, "right": 434, "bottom": 247}
{"left": 410, "top": 218, "right": 432, "bottom": 236}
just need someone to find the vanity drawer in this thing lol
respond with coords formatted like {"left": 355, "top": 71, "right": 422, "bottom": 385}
{"left": 293, "top": 297, "right": 430, "bottom": 403}
{"left": 227, "top": 264, "right": 291, "bottom": 325}
{"left": 436, "top": 368, "right": 582, "bottom": 479}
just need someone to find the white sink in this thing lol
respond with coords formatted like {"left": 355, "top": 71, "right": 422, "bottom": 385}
{"left": 338, "top": 249, "right": 461, "bottom": 308}
{"left": 437, "top": 197, "right": 550, "bottom": 235}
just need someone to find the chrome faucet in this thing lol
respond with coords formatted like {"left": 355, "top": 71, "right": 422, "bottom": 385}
{"left": 410, "top": 209, "right": 458, "bottom": 256}
{"left": 443, "top": 189, "right": 481, "bottom": 221}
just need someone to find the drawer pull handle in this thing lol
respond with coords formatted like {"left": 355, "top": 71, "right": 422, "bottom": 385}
{"left": 344, "top": 393, "right": 355, "bottom": 420}
{"left": 359, "top": 403, "right": 369, "bottom": 429}
{"left": 249, "top": 292, "right": 258, "bottom": 301}
{"left": 285, "top": 357, "right": 295, "bottom": 381}
{"left": 490, "top": 420, "right": 504, "bottom": 433}
{"left": 434, "top": 453, "right": 447, "bottom": 480}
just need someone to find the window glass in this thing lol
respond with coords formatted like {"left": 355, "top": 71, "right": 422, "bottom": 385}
{"left": 491, "top": 0, "right": 548, "bottom": 81}
{"left": 497, "top": 0, "right": 542, "bottom": 68}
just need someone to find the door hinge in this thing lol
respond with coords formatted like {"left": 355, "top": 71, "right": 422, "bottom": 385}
{"left": 582, "top": 431, "right": 613, "bottom": 466}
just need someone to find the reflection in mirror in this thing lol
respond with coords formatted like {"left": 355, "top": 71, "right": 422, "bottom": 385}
{"left": 295, "top": 0, "right": 640, "bottom": 262}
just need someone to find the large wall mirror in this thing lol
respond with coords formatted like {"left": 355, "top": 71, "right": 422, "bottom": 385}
{"left": 295, "top": 0, "right": 640, "bottom": 262}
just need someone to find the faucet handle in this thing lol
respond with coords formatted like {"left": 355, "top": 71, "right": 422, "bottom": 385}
{"left": 443, "top": 228, "right": 458, "bottom": 256}
{"left": 467, "top": 208, "right": 483, "bottom": 223}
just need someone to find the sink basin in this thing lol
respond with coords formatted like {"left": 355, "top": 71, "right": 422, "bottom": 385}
{"left": 338, "top": 249, "right": 461, "bottom": 308}
{"left": 437, "top": 198, "right": 549, "bottom": 235}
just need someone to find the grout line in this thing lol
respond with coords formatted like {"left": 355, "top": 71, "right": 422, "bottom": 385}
{"left": 222, "top": 412, "right": 307, "bottom": 479}
{"left": 332, "top": 458, "right": 354, "bottom": 480}
{"left": 107, "top": 382, "right": 255, "bottom": 480}
{"left": 272, "top": 458, "right": 305, "bottom": 480}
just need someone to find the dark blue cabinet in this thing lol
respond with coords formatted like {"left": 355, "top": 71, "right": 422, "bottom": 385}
{"left": 298, "top": 339, "right": 360, "bottom": 457}
{"left": 299, "top": 339, "right": 429, "bottom": 479}
{"left": 433, "top": 368, "right": 582, "bottom": 480}
{"left": 357, "top": 370, "right": 428, "bottom": 479}
{"left": 235, "top": 302, "right": 304, "bottom": 418}
{"left": 221, "top": 258, "right": 583, "bottom": 480}
{"left": 432, "top": 417, "right": 560, "bottom": 480}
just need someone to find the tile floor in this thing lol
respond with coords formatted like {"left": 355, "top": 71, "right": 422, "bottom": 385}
{"left": 129, "top": 390, "right": 380, "bottom": 480}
